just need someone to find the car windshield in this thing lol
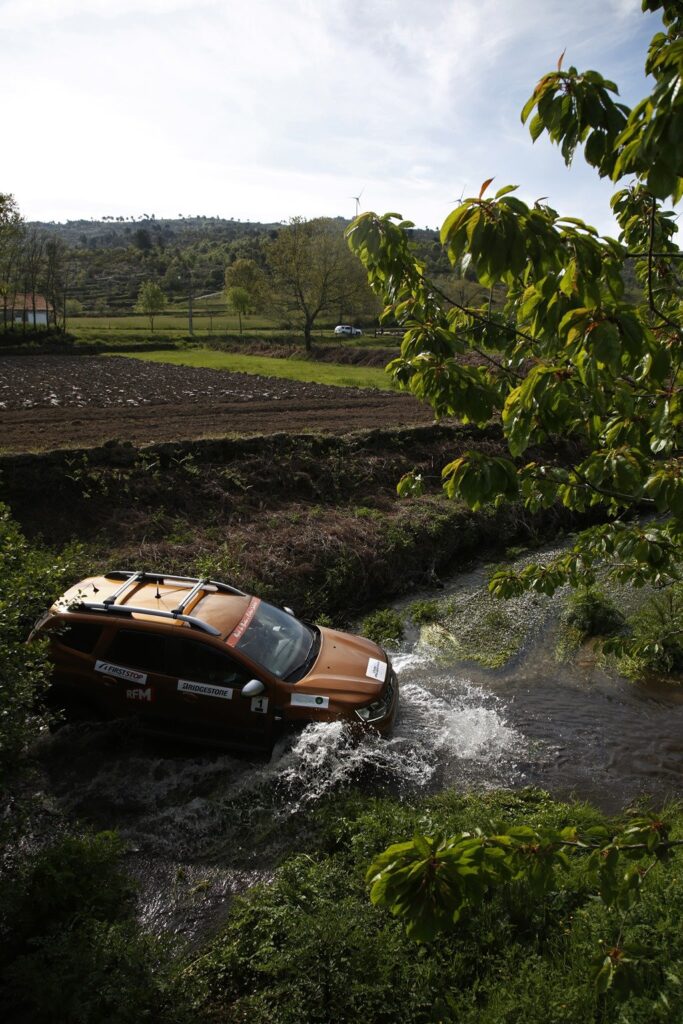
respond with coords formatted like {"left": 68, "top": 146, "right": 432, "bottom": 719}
{"left": 230, "top": 601, "right": 316, "bottom": 679}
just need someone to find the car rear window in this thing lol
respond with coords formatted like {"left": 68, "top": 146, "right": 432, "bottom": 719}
{"left": 105, "top": 629, "right": 166, "bottom": 673}
{"left": 55, "top": 621, "right": 103, "bottom": 654}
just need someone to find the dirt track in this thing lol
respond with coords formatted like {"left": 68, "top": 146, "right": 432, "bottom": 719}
{"left": 0, "top": 355, "right": 436, "bottom": 451}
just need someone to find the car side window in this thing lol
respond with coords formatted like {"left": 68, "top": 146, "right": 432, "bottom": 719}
{"left": 167, "top": 637, "right": 252, "bottom": 688}
{"left": 105, "top": 629, "right": 166, "bottom": 674}
{"left": 54, "top": 621, "right": 103, "bottom": 654}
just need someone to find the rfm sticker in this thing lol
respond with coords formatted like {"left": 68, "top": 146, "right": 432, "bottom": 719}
{"left": 126, "top": 687, "right": 154, "bottom": 703}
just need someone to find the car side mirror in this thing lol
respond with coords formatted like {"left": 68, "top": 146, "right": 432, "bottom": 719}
{"left": 284, "top": 606, "right": 294, "bottom": 616}
{"left": 242, "top": 679, "right": 266, "bottom": 698}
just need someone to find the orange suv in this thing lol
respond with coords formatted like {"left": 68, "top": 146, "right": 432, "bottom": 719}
{"left": 31, "top": 571, "right": 398, "bottom": 750}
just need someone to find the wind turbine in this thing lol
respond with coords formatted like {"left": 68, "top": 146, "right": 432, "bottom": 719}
{"left": 350, "top": 187, "right": 364, "bottom": 217}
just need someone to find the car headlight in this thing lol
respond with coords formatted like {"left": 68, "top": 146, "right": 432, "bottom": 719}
{"left": 355, "top": 676, "right": 395, "bottom": 724}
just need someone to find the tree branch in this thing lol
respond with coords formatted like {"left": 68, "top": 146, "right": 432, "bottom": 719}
{"left": 647, "top": 199, "right": 683, "bottom": 336}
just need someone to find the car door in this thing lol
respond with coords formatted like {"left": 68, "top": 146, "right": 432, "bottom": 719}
{"left": 49, "top": 619, "right": 108, "bottom": 712}
{"left": 165, "top": 635, "right": 275, "bottom": 748}
{"left": 95, "top": 627, "right": 171, "bottom": 721}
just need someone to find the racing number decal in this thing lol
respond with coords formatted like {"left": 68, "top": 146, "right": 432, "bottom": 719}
{"left": 251, "top": 696, "right": 269, "bottom": 714}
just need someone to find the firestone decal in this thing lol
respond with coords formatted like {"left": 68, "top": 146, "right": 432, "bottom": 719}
{"left": 177, "top": 679, "right": 233, "bottom": 700}
{"left": 366, "top": 658, "right": 387, "bottom": 683}
{"left": 95, "top": 660, "right": 147, "bottom": 685}
{"left": 290, "top": 693, "right": 329, "bottom": 709}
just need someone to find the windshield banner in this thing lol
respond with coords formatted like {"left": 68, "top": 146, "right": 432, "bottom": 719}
{"left": 227, "top": 596, "right": 261, "bottom": 647}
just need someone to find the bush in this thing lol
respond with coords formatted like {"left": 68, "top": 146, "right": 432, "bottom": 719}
{"left": 0, "top": 832, "right": 186, "bottom": 1024}
{"left": 1, "top": 832, "right": 135, "bottom": 943}
{"left": 622, "top": 585, "right": 683, "bottom": 676}
{"left": 182, "top": 792, "right": 683, "bottom": 1024}
{"left": 0, "top": 503, "right": 84, "bottom": 784}
{"left": 360, "top": 608, "right": 404, "bottom": 645}
{"left": 564, "top": 586, "right": 624, "bottom": 639}
{"left": 408, "top": 599, "right": 441, "bottom": 625}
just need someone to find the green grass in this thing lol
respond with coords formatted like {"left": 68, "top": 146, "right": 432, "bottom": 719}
{"left": 72, "top": 313, "right": 277, "bottom": 334}
{"left": 114, "top": 348, "right": 396, "bottom": 390}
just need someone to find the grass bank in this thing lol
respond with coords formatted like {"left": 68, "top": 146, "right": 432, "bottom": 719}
{"left": 0, "top": 424, "right": 582, "bottom": 623}
{"left": 112, "top": 347, "right": 395, "bottom": 390}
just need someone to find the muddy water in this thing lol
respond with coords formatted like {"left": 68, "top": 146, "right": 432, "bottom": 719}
{"left": 37, "top": 547, "right": 683, "bottom": 940}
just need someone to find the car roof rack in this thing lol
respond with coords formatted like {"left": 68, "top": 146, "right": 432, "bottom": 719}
{"left": 104, "top": 571, "right": 247, "bottom": 600}
{"left": 74, "top": 601, "right": 222, "bottom": 636}
{"left": 65, "top": 571, "right": 250, "bottom": 638}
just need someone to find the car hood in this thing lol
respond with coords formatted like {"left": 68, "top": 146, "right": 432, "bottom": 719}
{"left": 298, "top": 627, "right": 388, "bottom": 698}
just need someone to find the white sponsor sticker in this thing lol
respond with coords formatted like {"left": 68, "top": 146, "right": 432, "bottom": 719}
{"left": 251, "top": 696, "right": 269, "bottom": 714}
{"left": 126, "top": 687, "right": 153, "bottom": 703}
{"left": 177, "top": 679, "right": 233, "bottom": 700}
{"left": 291, "top": 693, "right": 330, "bottom": 709}
{"left": 366, "top": 658, "right": 387, "bottom": 682}
{"left": 95, "top": 660, "right": 147, "bottom": 685}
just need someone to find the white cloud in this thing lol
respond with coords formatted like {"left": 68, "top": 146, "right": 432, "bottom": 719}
{"left": 1, "top": 0, "right": 662, "bottom": 233}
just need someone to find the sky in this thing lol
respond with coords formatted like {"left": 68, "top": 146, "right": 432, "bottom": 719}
{"left": 2, "top": 0, "right": 662, "bottom": 234}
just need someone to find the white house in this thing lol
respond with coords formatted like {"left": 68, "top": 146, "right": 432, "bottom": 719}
{"left": 10, "top": 294, "right": 53, "bottom": 326}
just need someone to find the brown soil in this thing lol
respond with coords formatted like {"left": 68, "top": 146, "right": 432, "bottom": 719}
{"left": 0, "top": 355, "right": 436, "bottom": 452}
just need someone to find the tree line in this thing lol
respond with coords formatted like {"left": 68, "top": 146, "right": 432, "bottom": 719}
{"left": 3, "top": 199, "right": 401, "bottom": 348}
{"left": 0, "top": 195, "right": 72, "bottom": 332}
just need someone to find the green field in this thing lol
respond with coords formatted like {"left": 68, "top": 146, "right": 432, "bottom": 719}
{"left": 72, "top": 312, "right": 279, "bottom": 334}
{"left": 116, "top": 347, "right": 396, "bottom": 390}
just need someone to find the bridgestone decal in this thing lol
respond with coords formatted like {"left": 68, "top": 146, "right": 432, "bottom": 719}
{"left": 178, "top": 679, "right": 233, "bottom": 700}
{"left": 366, "top": 658, "right": 387, "bottom": 682}
{"left": 290, "top": 693, "right": 329, "bottom": 709}
{"left": 95, "top": 660, "right": 147, "bottom": 685}
{"left": 226, "top": 597, "right": 261, "bottom": 647}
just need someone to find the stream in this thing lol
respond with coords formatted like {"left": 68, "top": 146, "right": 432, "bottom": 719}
{"left": 36, "top": 544, "right": 683, "bottom": 941}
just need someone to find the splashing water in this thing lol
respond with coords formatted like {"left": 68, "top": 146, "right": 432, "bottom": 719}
{"left": 255, "top": 668, "right": 524, "bottom": 815}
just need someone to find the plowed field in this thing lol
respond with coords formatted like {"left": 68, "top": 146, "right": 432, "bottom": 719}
{"left": 0, "top": 355, "right": 436, "bottom": 451}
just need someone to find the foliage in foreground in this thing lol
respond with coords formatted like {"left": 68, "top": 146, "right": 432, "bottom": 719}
{"left": 184, "top": 790, "right": 683, "bottom": 1023}
{"left": 3, "top": 789, "right": 683, "bottom": 1023}
{"left": 0, "top": 503, "right": 83, "bottom": 785}
{"left": 0, "top": 832, "right": 186, "bottom": 1024}
{"left": 347, "top": 0, "right": 683, "bottom": 608}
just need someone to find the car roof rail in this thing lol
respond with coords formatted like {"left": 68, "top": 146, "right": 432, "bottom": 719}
{"left": 104, "top": 571, "right": 247, "bottom": 599}
{"left": 102, "top": 570, "right": 144, "bottom": 606}
{"left": 74, "top": 601, "right": 222, "bottom": 636}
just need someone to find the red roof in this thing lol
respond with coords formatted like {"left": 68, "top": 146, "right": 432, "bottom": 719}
{"left": 9, "top": 293, "right": 53, "bottom": 312}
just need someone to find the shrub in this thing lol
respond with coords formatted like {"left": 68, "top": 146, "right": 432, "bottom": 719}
{"left": 408, "top": 599, "right": 441, "bottom": 625}
{"left": 620, "top": 585, "right": 683, "bottom": 676}
{"left": 360, "top": 608, "right": 404, "bottom": 645}
{"left": 0, "top": 832, "right": 186, "bottom": 1024}
{"left": 182, "top": 793, "right": 683, "bottom": 1024}
{"left": 564, "top": 586, "right": 624, "bottom": 639}
{"left": 1, "top": 832, "right": 135, "bottom": 943}
{"left": 0, "top": 503, "right": 85, "bottom": 784}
